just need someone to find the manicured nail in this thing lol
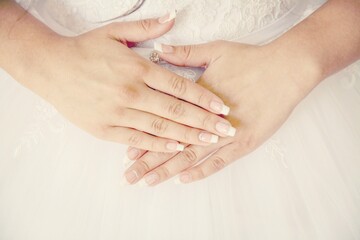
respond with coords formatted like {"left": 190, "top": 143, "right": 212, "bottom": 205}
{"left": 179, "top": 173, "right": 192, "bottom": 183}
{"left": 158, "top": 10, "right": 177, "bottom": 24}
{"left": 215, "top": 122, "right": 237, "bottom": 137}
{"left": 144, "top": 173, "right": 160, "bottom": 186}
{"left": 199, "top": 132, "right": 219, "bottom": 143}
{"left": 166, "top": 142, "right": 185, "bottom": 151}
{"left": 210, "top": 100, "right": 230, "bottom": 115}
{"left": 154, "top": 42, "right": 174, "bottom": 53}
{"left": 122, "top": 155, "right": 132, "bottom": 168}
{"left": 127, "top": 148, "right": 140, "bottom": 160}
{"left": 124, "top": 170, "right": 139, "bottom": 184}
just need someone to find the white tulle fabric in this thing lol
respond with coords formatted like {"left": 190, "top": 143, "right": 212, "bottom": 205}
{"left": 1, "top": 0, "right": 360, "bottom": 239}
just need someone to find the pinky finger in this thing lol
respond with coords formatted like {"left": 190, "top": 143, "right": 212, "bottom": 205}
{"left": 177, "top": 143, "right": 242, "bottom": 183}
{"left": 105, "top": 126, "right": 185, "bottom": 152}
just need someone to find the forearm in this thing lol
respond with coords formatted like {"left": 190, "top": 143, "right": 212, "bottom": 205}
{"left": 0, "top": 0, "right": 58, "bottom": 84}
{"left": 271, "top": 0, "right": 360, "bottom": 83}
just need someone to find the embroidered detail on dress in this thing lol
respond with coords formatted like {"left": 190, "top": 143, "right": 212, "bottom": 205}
{"left": 13, "top": 101, "right": 66, "bottom": 158}
{"left": 265, "top": 138, "right": 288, "bottom": 169}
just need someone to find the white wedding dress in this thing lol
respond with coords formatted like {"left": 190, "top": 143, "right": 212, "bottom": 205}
{"left": 1, "top": 0, "right": 360, "bottom": 239}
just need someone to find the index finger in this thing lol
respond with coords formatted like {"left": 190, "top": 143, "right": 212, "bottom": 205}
{"left": 144, "top": 64, "right": 230, "bottom": 116}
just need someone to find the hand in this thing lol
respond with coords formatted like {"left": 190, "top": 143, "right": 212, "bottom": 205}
{"left": 122, "top": 40, "right": 322, "bottom": 185}
{"left": 21, "top": 17, "right": 236, "bottom": 152}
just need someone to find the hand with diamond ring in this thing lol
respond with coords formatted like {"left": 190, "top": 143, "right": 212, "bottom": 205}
{"left": 0, "top": 2, "right": 236, "bottom": 152}
{"left": 122, "top": 0, "right": 360, "bottom": 185}
{"left": 122, "top": 39, "right": 323, "bottom": 185}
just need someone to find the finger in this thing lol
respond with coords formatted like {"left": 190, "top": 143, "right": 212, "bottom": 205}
{"left": 122, "top": 151, "right": 180, "bottom": 185}
{"left": 133, "top": 139, "right": 232, "bottom": 186}
{"left": 104, "top": 11, "right": 176, "bottom": 43}
{"left": 122, "top": 147, "right": 147, "bottom": 167}
{"left": 114, "top": 108, "right": 220, "bottom": 146}
{"left": 178, "top": 142, "right": 245, "bottom": 183}
{"left": 127, "top": 147, "right": 147, "bottom": 160}
{"left": 153, "top": 41, "right": 224, "bottom": 67}
{"left": 145, "top": 66, "right": 231, "bottom": 115}
{"left": 132, "top": 89, "right": 236, "bottom": 138}
{"left": 104, "top": 126, "right": 185, "bottom": 152}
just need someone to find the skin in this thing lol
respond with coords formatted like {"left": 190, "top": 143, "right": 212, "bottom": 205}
{"left": 124, "top": 0, "right": 360, "bottom": 186}
{"left": 0, "top": 0, "right": 235, "bottom": 152}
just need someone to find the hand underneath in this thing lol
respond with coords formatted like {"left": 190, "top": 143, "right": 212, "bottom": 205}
{"left": 123, "top": 40, "right": 322, "bottom": 185}
{"left": 20, "top": 17, "right": 235, "bottom": 152}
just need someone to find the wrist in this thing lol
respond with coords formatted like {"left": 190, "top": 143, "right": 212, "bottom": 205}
{"left": 264, "top": 36, "right": 324, "bottom": 98}
{"left": 0, "top": 1, "right": 61, "bottom": 88}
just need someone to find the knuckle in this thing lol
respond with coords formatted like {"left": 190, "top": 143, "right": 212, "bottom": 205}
{"left": 151, "top": 118, "right": 168, "bottom": 135}
{"left": 194, "top": 168, "right": 206, "bottom": 179}
{"left": 119, "top": 85, "right": 140, "bottom": 103}
{"left": 133, "top": 61, "right": 150, "bottom": 77}
{"left": 161, "top": 167, "right": 171, "bottom": 178}
{"left": 201, "top": 114, "right": 213, "bottom": 129}
{"left": 181, "top": 149, "right": 198, "bottom": 165}
{"left": 183, "top": 128, "right": 193, "bottom": 143}
{"left": 211, "top": 156, "right": 227, "bottom": 171}
{"left": 180, "top": 45, "right": 193, "bottom": 63}
{"left": 139, "top": 19, "right": 152, "bottom": 32}
{"left": 167, "top": 101, "right": 185, "bottom": 118}
{"left": 150, "top": 139, "right": 160, "bottom": 151}
{"left": 137, "top": 160, "right": 151, "bottom": 174}
{"left": 170, "top": 77, "right": 187, "bottom": 96}
{"left": 197, "top": 90, "right": 209, "bottom": 107}
{"left": 128, "top": 133, "right": 142, "bottom": 146}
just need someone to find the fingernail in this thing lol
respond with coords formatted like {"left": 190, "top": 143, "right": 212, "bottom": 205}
{"left": 154, "top": 42, "right": 173, "bottom": 53}
{"left": 215, "top": 122, "right": 237, "bottom": 137}
{"left": 144, "top": 173, "right": 160, "bottom": 186}
{"left": 166, "top": 142, "right": 185, "bottom": 151}
{"left": 210, "top": 100, "right": 230, "bottom": 115}
{"left": 124, "top": 170, "right": 139, "bottom": 184}
{"left": 199, "top": 132, "right": 219, "bottom": 143}
{"left": 127, "top": 148, "right": 140, "bottom": 160}
{"left": 179, "top": 173, "right": 192, "bottom": 183}
{"left": 122, "top": 155, "right": 132, "bottom": 168}
{"left": 158, "top": 10, "right": 177, "bottom": 24}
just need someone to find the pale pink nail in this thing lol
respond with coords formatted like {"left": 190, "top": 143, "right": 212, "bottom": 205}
{"left": 166, "top": 142, "right": 185, "bottom": 151}
{"left": 210, "top": 100, "right": 230, "bottom": 115}
{"left": 144, "top": 173, "right": 160, "bottom": 185}
{"left": 127, "top": 148, "right": 140, "bottom": 160}
{"left": 180, "top": 173, "right": 192, "bottom": 183}
{"left": 154, "top": 42, "right": 173, "bottom": 53}
{"left": 199, "top": 132, "right": 219, "bottom": 143}
{"left": 124, "top": 170, "right": 138, "bottom": 184}
{"left": 215, "top": 122, "right": 237, "bottom": 136}
{"left": 158, "top": 10, "right": 177, "bottom": 24}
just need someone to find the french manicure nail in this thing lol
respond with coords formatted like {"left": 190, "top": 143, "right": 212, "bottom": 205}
{"left": 199, "top": 132, "right": 219, "bottom": 143}
{"left": 158, "top": 10, "right": 177, "bottom": 24}
{"left": 215, "top": 122, "right": 237, "bottom": 137}
{"left": 154, "top": 42, "right": 174, "bottom": 53}
{"left": 124, "top": 170, "right": 139, "bottom": 184}
{"left": 179, "top": 173, "right": 192, "bottom": 183}
{"left": 166, "top": 142, "right": 185, "bottom": 151}
{"left": 127, "top": 148, "right": 140, "bottom": 160}
{"left": 210, "top": 100, "right": 230, "bottom": 115}
{"left": 144, "top": 173, "right": 159, "bottom": 186}
{"left": 122, "top": 155, "right": 132, "bottom": 168}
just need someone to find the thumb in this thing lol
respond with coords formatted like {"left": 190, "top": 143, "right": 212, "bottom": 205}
{"left": 105, "top": 11, "right": 176, "bottom": 42}
{"left": 154, "top": 41, "right": 223, "bottom": 68}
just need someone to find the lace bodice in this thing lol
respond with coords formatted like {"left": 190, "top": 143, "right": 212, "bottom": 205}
{"left": 16, "top": 0, "right": 314, "bottom": 45}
